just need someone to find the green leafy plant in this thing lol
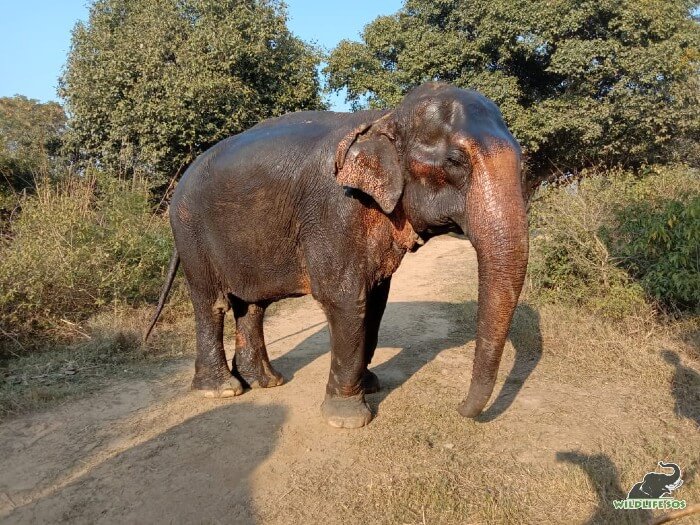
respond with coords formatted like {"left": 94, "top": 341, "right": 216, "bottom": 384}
{"left": 612, "top": 177, "right": 700, "bottom": 311}
{"left": 528, "top": 165, "right": 699, "bottom": 319}
{"left": 0, "top": 96, "right": 66, "bottom": 193}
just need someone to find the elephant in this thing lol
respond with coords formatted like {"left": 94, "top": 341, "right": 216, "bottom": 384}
{"left": 145, "top": 82, "right": 529, "bottom": 428}
{"left": 627, "top": 462, "right": 683, "bottom": 499}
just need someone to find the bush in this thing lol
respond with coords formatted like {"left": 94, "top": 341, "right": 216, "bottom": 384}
{"left": 528, "top": 165, "right": 700, "bottom": 319}
{"left": 0, "top": 172, "right": 173, "bottom": 344}
{"left": 612, "top": 169, "right": 700, "bottom": 311}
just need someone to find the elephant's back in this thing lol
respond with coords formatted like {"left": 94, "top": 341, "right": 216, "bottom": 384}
{"left": 209, "top": 109, "right": 388, "bottom": 184}
{"left": 176, "top": 111, "right": 358, "bottom": 193}
{"left": 172, "top": 108, "right": 389, "bottom": 219}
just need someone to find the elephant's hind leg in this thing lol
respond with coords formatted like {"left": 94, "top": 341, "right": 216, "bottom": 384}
{"left": 231, "top": 299, "right": 285, "bottom": 388}
{"left": 190, "top": 290, "right": 244, "bottom": 398}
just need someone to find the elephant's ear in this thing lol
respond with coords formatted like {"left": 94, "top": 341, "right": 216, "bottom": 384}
{"left": 334, "top": 114, "right": 403, "bottom": 214}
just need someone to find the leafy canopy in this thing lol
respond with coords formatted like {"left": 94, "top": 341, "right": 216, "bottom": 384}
{"left": 60, "top": 0, "right": 324, "bottom": 186}
{"left": 0, "top": 96, "right": 66, "bottom": 195}
{"left": 327, "top": 0, "right": 700, "bottom": 181}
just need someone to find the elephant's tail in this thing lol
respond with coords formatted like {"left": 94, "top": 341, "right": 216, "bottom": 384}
{"left": 143, "top": 248, "right": 180, "bottom": 342}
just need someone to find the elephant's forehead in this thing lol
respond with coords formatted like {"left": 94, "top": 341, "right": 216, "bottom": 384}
{"left": 411, "top": 97, "right": 457, "bottom": 136}
{"left": 410, "top": 93, "right": 500, "bottom": 145}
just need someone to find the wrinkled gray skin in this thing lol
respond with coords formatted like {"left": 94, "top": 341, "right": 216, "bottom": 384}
{"left": 627, "top": 462, "right": 683, "bottom": 499}
{"left": 146, "top": 82, "right": 529, "bottom": 428}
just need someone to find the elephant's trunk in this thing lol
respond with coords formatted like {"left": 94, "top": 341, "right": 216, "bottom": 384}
{"left": 458, "top": 139, "right": 528, "bottom": 418}
{"left": 659, "top": 462, "right": 682, "bottom": 484}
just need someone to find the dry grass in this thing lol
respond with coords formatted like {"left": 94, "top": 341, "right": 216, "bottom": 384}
{"left": 0, "top": 292, "right": 294, "bottom": 420}
{"left": 0, "top": 303, "right": 197, "bottom": 420}
{"left": 258, "top": 295, "right": 699, "bottom": 525}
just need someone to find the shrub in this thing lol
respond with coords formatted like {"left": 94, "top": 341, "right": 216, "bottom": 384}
{"left": 0, "top": 172, "right": 174, "bottom": 344}
{"left": 528, "top": 165, "right": 699, "bottom": 319}
{"left": 611, "top": 167, "right": 700, "bottom": 311}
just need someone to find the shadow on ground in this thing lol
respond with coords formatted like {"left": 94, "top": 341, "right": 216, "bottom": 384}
{"left": 271, "top": 301, "right": 542, "bottom": 420}
{"left": 557, "top": 451, "right": 652, "bottom": 525}
{"left": 662, "top": 349, "right": 700, "bottom": 428}
{"left": 3, "top": 402, "right": 286, "bottom": 524}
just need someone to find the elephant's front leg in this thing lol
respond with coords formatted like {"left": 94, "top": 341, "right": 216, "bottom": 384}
{"left": 320, "top": 298, "right": 373, "bottom": 428}
{"left": 361, "top": 278, "right": 391, "bottom": 394}
{"left": 231, "top": 299, "right": 285, "bottom": 389}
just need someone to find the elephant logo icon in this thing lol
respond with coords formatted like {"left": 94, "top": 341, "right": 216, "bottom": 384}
{"left": 613, "top": 462, "right": 687, "bottom": 510}
{"left": 627, "top": 462, "right": 683, "bottom": 499}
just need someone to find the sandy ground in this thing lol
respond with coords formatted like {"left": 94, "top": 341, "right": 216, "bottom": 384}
{"left": 0, "top": 235, "right": 697, "bottom": 524}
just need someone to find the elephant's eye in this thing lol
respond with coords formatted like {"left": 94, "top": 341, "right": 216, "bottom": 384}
{"left": 446, "top": 150, "right": 468, "bottom": 168}
{"left": 445, "top": 150, "right": 471, "bottom": 186}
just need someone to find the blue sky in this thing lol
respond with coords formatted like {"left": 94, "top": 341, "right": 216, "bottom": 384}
{"left": 0, "top": 0, "right": 403, "bottom": 110}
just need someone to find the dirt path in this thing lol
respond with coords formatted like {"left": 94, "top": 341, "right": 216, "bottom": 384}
{"left": 1, "top": 236, "right": 697, "bottom": 524}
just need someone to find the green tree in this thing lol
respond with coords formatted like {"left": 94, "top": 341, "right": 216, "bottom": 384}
{"left": 327, "top": 0, "right": 700, "bottom": 185}
{"left": 60, "top": 0, "right": 324, "bottom": 188}
{"left": 0, "top": 96, "right": 66, "bottom": 195}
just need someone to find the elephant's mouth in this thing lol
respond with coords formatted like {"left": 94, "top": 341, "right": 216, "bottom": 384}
{"left": 414, "top": 220, "right": 464, "bottom": 250}
{"left": 666, "top": 479, "right": 683, "bottom": 491}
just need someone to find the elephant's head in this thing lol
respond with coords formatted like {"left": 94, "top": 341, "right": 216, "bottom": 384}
{"left": 335, "top": 82, "right": 528, "bottom": 418}
{"left": 642, "top": 462, "right": 684, "bottom": 498}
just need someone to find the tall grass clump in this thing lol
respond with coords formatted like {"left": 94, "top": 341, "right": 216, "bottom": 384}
{"left": 528, "top": 165, "right": 700, "bottom": 320}
{"left": 0, "top": 172, "right": 173, "bottom": 347}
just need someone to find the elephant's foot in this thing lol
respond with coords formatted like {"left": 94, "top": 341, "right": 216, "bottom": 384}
{"left": 360, "top": 369, "right": 380, "bottom": 394}
{"left": 192, "top": 374, "right": 244, "bottom": 398}
{"left": 235, "top": 359, "right": 285, "bottom": 389}
{"left": 321, "top": 393, "right": 372, "bottom": 428}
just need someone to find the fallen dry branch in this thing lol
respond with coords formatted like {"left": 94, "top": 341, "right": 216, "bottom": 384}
{"left": 651, "top": 504, "right": 700, "bottom": 525}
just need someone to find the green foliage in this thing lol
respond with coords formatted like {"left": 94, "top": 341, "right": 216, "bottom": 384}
{"left": 326, "top": 0, "right": 700, "bottom": 181}
{"left": 528, "top": 165, "right": 700, "bottom": 318}
{"left": 60, "top": 0, "right": 324, "bottom": 187}
{"left": 0, "top": 96, "right": 66, "bottom": 195}
{"left": 610, "top": 168, "right": 700, "bottom": 310}
{"left": 0, "top": 173, "right": 173, "bottom": 341}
